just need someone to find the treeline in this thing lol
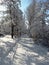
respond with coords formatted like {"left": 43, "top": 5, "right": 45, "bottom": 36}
{"left": 26, "top": 0, "right": 49, "bottom": 47}
{"left": 0, "top": 0, "right": 49, "bottom": 47}
{"left": 0, "top": 0, "right": 27, "bottom": 38}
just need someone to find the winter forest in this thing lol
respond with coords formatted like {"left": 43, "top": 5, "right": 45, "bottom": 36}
{"left": 0, "top": 0, "right": 49, "bottom": 65}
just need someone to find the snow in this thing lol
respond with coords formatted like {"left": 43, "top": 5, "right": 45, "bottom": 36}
{"left": 0, "top": 35, "right": 49, "bottom": 65}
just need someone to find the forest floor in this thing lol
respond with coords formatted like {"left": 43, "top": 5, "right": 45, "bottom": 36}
{"left": 0, "top": 35, "right": 49, "bottom": 65}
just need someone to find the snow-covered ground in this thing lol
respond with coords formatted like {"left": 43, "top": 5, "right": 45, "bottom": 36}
{"left": 0, "top": 35, "right": 49, "bottom": 65}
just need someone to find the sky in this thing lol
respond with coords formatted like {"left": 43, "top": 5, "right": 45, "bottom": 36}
{"left": 20, "top": 0, "right": 31, "bottom": 13}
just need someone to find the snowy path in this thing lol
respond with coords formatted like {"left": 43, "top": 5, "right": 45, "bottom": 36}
{"left": 0, "top": 35, "right": 49, "bottom": 65}
{"left": 13, "top": 38, "right": 49, "bottom": 65}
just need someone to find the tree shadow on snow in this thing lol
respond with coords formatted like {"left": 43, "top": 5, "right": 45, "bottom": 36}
{"left": 0, "top": 37, "right": 49, "bottom": 65}
{"left": 0, "top": 38, "right": 19, "bottom": 65}
{"left": 13, "top": 38, "right": 49, "bottom": 65}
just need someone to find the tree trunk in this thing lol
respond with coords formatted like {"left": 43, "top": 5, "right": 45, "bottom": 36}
{"left": 11, "top": 24, "right": 14, "bottom": 38}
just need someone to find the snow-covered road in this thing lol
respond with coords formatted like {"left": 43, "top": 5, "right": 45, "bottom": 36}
{"left": 0, "top": 35, "right": 49, "bottom": 65}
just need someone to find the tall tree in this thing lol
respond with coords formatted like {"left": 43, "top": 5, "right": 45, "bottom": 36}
{"left": 1, "top": 0, "right": 23, "bottom": 38}
{"left": 1, "top": 0, "right": 26, "bottom": 38}
{"left": 26, "top": 0, "right": 47, "bottom": 39}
